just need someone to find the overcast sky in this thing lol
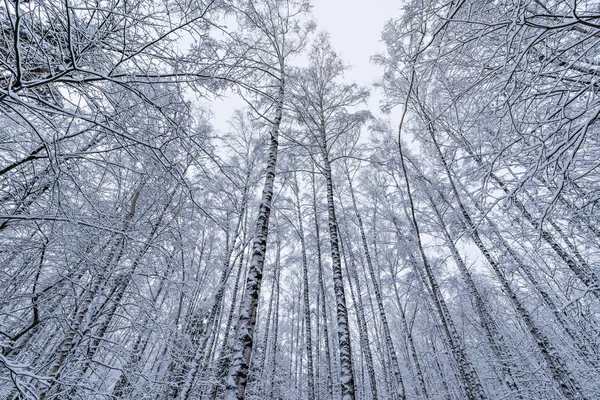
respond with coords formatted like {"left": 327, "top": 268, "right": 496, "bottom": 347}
{"left": 209, "top": 0, "right": 402, "bottom": 133}
{"left": 313, "top": 0, "right": 400, "bottom": 90}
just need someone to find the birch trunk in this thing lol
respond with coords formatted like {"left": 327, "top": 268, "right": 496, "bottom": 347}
{"left": 466, "top": 190, "right": 600, "bottom": 371}
{"left": 389, "top": 261, "right": 429, "bottom": 399}
{"left": 225, "top": 79, "right": 285, "bottom": 400}
{"left": 427, "top": 126, "right": 589, "bottom": 400}
{"left": 396, "top": 125, "right": 487, "bottom": 400}
{"left": 446, "top": 128, "right": 600, "bottom": 300}
{"left": 292, "top": 174, "right": 316, "bottom": 400}
{"left": 339, "top": 231, "right": 378, "bottom": 400}
{"left": 40, "top": 188, "right": 141, "bottom": 400}
{"left": 268, "top": 246, "right": 281, "bottom": 399}
{"left": 311, "top": 170, "right": 334, "bottom": 400}
{"left": 346, "top": 174, "right": 407, "bottom": 400}
{"left": 320, "top": 145, "right": 357, "bottom": 400}
{"left": 425, "top": 190, "right": 522, "bottom": 397}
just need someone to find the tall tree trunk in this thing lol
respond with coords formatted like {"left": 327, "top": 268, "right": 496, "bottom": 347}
{"left": 178, "top": 207, "right": 247, "bottom": 400}
{"left": 424, "top": 189, "right": 523, "bottom": 398}
{"left": 40, "top": 188, "right": 141, "bottom": 400}
{"left": 346, "top": 173, "right": 407, "bottom": 400}
{"left": 445, "top": 126, "right": 600, "bottom": 300}
{"left": 76, "top": 191, "right": 175, "bottom": 387}
{"left": 111, "top": 265, "right": 172, "bottom": 399}
{"left": 292, "top": 173, "right": 316, "bottom": 400}
{"left": 426, "top": 125, "right": 589, "bottom": 400}
{"left": 396, "top": 113, "right": 488, "bottom": 400}
{"left": 389, "top": 261, "right": 429, "bottom": 399}
{"left": 225, "top": 77, "right": 285, "bottom": 400}
{"left": 268, "top": 246, "right": 281, "bottom": 399}
{"left": 465, "top": 189, "right": 600, "bottom": 371}
{"left": 211, "top": 230, "right": 249, "bottom": 400}
{"left": 311, "top": 170, "right": 334, "bottom": 400}
{"left": 319, "top": 143, "right": 357, "bottom": 400}
{"left": 339, "top": 230, "right": 378, "bottom": 400}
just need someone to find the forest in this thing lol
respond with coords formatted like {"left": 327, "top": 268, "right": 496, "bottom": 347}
{"left": 1, "top": 0, "right": 599, "bottom": 399}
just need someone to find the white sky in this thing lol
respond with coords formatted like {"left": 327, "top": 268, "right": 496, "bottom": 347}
{"left": 209, "top": 0, "right": 403, "bottom": 133}
{"left": 314, "top": 0, "right": 403, "bottom": 125}
{"left": 312, "top": 0, "right": 401, "bottom": 96}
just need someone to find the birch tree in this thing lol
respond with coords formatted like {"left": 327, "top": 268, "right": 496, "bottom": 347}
{"left": 290, "top": 33, "right": 370, "bottom": 400}
{"left": 224, "top": 1, "right": 313, "bottom": 398}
